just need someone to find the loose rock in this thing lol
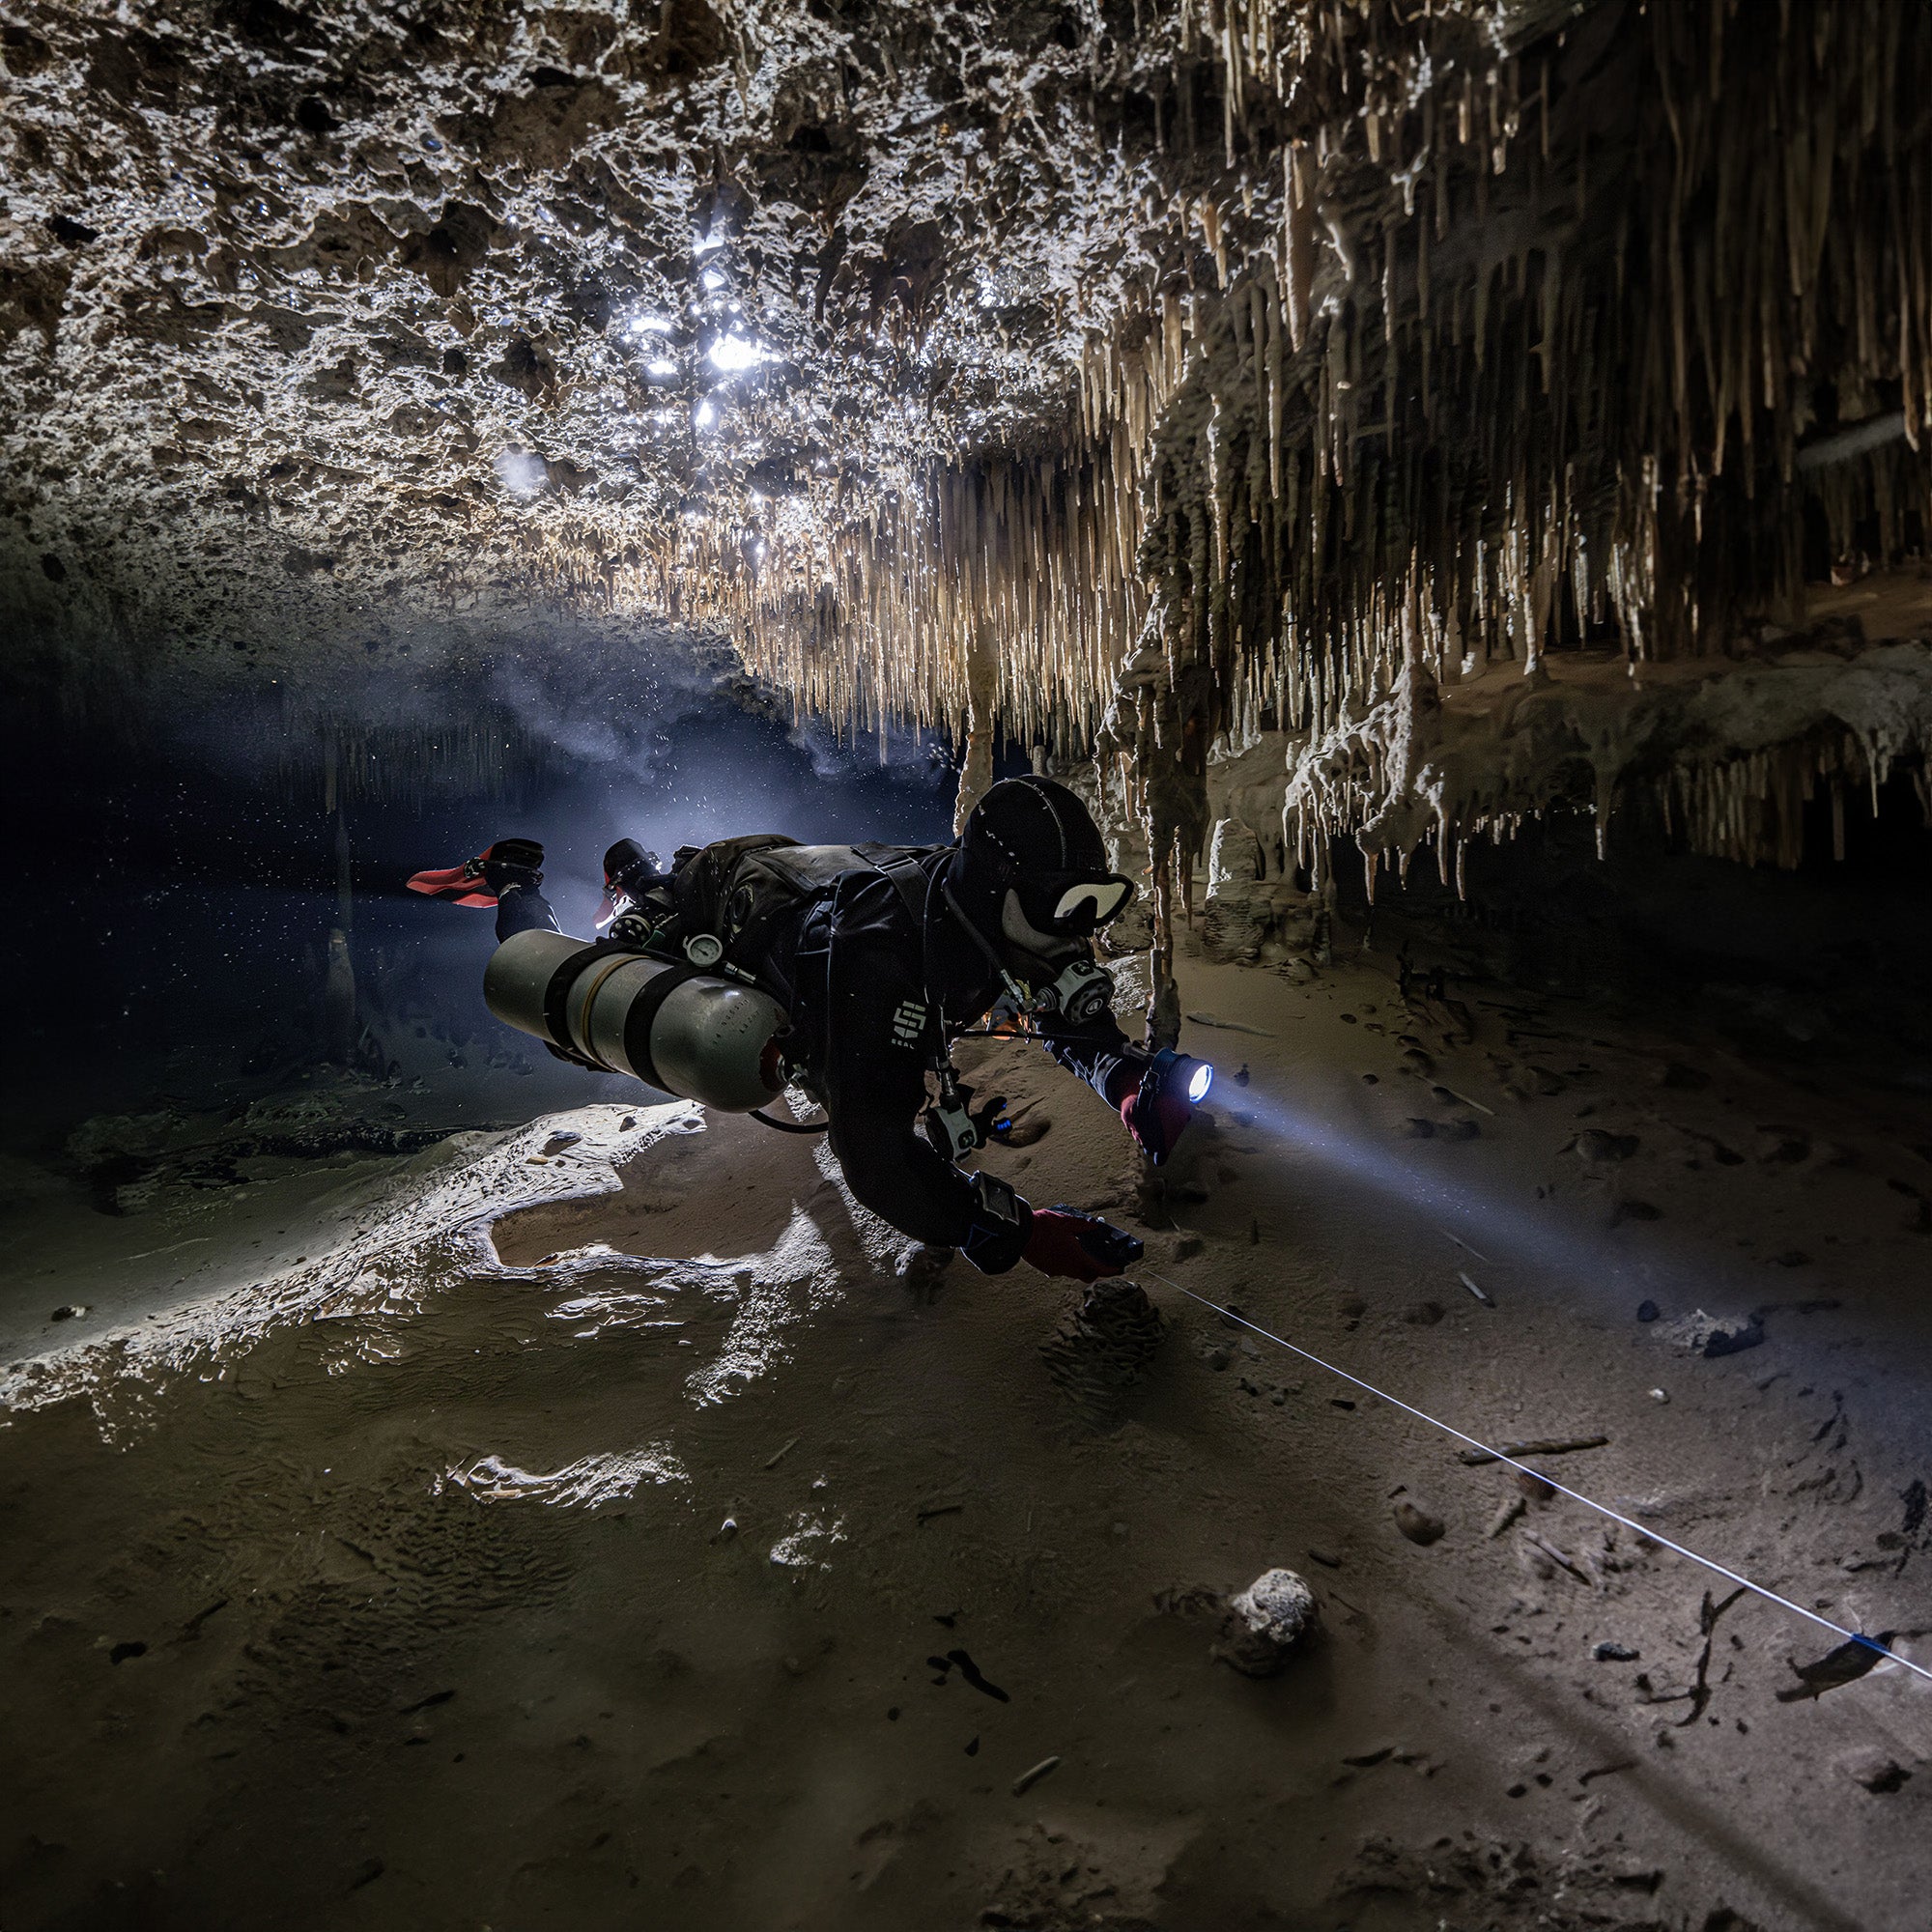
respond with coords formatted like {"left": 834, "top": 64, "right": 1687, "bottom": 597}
{"left": 1657, "top": 1309, "right": 1765, "bottom": 1357}
{"left": 1576, "top": 1129, "right": 1639, "bottom": 1162}
{"left": 1841, "top": 1748, "right": 1911, "bottom": 1794}
{"left": 1392, "top": 1500, "right": 1446, "bottom": 1547}
{"left": 1213, "top": 1567, "right": 1320, "bottom": 1676}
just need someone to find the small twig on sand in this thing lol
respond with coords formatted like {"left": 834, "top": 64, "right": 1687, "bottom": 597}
{"left": 1460, "top": 1435, "right": 1608, "bottom": 1466}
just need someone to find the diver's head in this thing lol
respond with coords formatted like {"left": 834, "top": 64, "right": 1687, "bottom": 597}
{"left": 950, "top": 777, "right": 1135, "bottom": 976}
{"left": 599, "top": 838, "right": 664, "bottom": 927}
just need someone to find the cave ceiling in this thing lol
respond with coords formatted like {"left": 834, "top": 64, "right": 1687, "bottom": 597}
{"left": 1, "top": 0, "right": 1192, "bottom": 696}
{"left": 5, "top": 0, "right": 1932, "bottom": 869}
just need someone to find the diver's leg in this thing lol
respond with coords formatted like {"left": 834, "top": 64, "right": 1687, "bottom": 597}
{"left": 492, "top": 867, "right": 557, "bottom": 941}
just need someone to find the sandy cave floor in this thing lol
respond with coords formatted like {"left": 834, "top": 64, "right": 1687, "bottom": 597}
{"left": 3, "top": 938, "right": 1932, "bottom": 1931}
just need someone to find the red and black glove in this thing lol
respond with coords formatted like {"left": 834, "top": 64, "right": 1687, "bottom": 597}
{"left": 408, "top": 838, "right": 545, "bottom": 908}
{"left": 1119, "top": 1049, "right": 1212, "bottom": 1166}
{"left": 1022, "top": 1206, "right": 1145, "bottom": 1283}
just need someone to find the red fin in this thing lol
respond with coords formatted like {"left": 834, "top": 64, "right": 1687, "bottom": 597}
{"left": 408, "top": 864, "right": 497, "bottom": 908}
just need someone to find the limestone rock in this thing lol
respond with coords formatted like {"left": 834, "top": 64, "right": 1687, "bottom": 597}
{"left": 1657, "top": 1310, "right": 1765, "bottom": 1358}
{"left": 1213, "top": 1567, "right": 1320, "bottom": 1677}
{"left": 1392, "top": 1500, "right": 1446, "bottom": 1546}
{"left": 1840, "top": 1747, "right": 1911, "bottom": 1794}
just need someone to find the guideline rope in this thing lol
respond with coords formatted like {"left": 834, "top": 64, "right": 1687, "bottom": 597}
{"left": 1143, "top": 1271, "right": 1932, "bottom": 1689}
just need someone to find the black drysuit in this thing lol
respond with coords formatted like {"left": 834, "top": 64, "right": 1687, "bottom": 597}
{"left": 767, "top": 846, "right": 1151, "bottom": 1271}
{"left": 493, "top": 844, "right": 1150, "bottom": 1272}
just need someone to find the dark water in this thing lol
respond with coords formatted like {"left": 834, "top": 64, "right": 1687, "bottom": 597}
{"left": 5, "top": 672, "right": 963, "bottom": 1151}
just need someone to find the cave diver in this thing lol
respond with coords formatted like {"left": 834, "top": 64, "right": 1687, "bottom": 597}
{"left": 409, "top": 778, "right": 1211, "bottom": 1284}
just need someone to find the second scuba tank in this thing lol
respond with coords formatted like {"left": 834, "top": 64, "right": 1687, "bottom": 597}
{"left": 482, "top": 929, "right": 787, "bottom": 1113}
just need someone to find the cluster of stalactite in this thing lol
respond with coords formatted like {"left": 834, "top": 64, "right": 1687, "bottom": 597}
{"left": 689, "top": 439, "right": 1149, "bottom": 753}
{"left": 212, "top": 0, "right": 1931, "bottom": 917}
{"left": 1277, "top": 647, "right": 1932, "bottom": 895}
{"left": 1108, "top": 0, "right": 1932, "bottom": 909}
{"left": 1656, "top": 730, "right": 1932, "bottom": 872}
{"left": 554, "top": 301, "right": 1194, "bottom": 757}
{"left": 279, "top": 714, "right": 554, "bottom": 810}
{"left": 1290, "top": 723, "right": 1932, "bottom": 888}
{"left": 426, "top": 0, "right": 1929, "bottom": 849}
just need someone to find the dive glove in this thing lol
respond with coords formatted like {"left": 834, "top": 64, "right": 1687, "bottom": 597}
{"left": 1022, "top": 1206, "right": 1145, "bottom": 1283}
{"left": 1120, "top": 1047, "right": 1210, "bottom": 1166}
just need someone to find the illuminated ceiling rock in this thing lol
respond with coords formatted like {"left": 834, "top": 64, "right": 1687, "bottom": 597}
{"left": 5, "top": 0, "right": 1932, "bottom": 863}
{"left": 0, "top": 0, "right": 1163, "bottom": 702}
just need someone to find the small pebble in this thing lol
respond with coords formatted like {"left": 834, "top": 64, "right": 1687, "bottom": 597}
{"left": 1576, "top": 1128, "right": 1638, "bottom": 1162}
{"left": 1636, "top": 1299, "right": 1661, "bottom": 1323}
{"left": 1392, "top": 1500, "right": 1445, "bottom": 1546}
{"left": 1594, "top": 1641, "right": 1640, "bottom": 1662}
{"left": 1842, "top": 1748, "right": 1910, "bottom": 1794}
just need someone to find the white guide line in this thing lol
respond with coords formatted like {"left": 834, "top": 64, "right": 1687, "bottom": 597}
{"left": 1143, "top": 1272, "right": 1932, "bottom": 1689}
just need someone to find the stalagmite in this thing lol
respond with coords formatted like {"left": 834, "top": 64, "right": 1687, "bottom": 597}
{"left": 322, "top": 745, "right": 358, "bottom": 1066}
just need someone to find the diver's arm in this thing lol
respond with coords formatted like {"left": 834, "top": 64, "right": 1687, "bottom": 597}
{"left": 1032, "top": 978, "right": 1151, "bottom": 1109}
{"left": 1029, "top": 969, "right": 1203, "bottom": 1166}
{"left": 819, "top": 944, "right": 1033, "bottom": 1269}
{"left": 1036, "top": 947, "right": 1151, "bottom": 1105}
{"left": 823, "top": 1100, "right": 1026, "bottom": 1263}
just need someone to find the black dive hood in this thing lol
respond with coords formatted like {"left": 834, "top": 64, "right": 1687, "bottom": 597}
{"left": 946, "top": 776, "right": 1134, "bottom": 956}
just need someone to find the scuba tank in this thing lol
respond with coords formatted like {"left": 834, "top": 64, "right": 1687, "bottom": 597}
{"left": 485, "top": 837, "right": 907, "bottom": 1118}
{"left": 482, "top": 928, "right": 788, "bottom": 1113}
